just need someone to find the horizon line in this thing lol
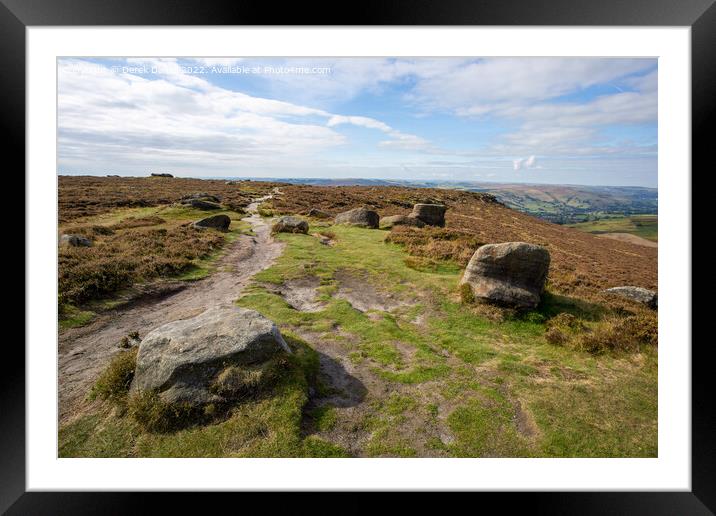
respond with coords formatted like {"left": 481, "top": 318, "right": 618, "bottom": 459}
{"left": 57, "top": 173, "right": 658, "bottom": 190}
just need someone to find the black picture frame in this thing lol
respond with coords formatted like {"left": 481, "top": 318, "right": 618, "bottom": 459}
{"left": 5, "top": 0, "right": 711, "bottom": 512}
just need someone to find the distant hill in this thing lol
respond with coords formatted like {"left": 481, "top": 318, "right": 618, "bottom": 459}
{"left": 463, "top": 183, "right": 657, "bottom": 224}
{"left": 231, "top": 177, "right": 658, "bottom": 224}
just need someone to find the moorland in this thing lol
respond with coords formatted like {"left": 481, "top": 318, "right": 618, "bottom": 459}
{"left": 58, "top": 175, "right": 658, "bottom": 458}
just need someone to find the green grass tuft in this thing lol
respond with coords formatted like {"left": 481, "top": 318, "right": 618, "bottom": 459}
{"left": 89, "top": 348, "right": 138, "bottom": 401}
{"left": 59, "top": 304, "right": 96, "bottom": 329}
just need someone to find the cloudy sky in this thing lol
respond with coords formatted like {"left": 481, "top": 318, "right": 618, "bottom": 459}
{"left": 58, "top": 57, "right": 657, "bottom": 187}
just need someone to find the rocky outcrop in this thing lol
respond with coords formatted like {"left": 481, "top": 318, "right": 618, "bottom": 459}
{"left": 334, "top": 207, "right": 379, "bottom": 228}
{"left": 380, "top": 214, "right": 425, "bottom": 229}
{"left": 460, "top": 242, "right": 550, "bottom": 309}
{"left": 131, "top": 306, "right": 291, "bottom": 406}
{"left": 193, "top": 214, "right": 231, "bottom": 231}
{"left": 272, "top": 216, "right": 309, "bottom": 234}
{"left": 604, "top": 286, "right": 657, "bottom": 309}
{"left": 411, "top": 204, "right": 446, "bottom": 227}
{"left": 59, "top": 234, "right": 92, "bottom": 247}
{"left": 150, "top": 173, "right": 173, "bottom": 178}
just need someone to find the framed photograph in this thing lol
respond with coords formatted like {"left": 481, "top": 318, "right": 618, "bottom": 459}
{"left": 7, "top": 0, "right": 711, "bottom": 511}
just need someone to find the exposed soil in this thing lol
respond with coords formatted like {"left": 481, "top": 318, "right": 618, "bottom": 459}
{"left": 334, "top": 269, "right": 411, "bottom": 313}
{"left": 58, "top": 195, "right": 283, "bottom": 424}
{"left": 263, "top": 276, "right": 325, "bottom": 312}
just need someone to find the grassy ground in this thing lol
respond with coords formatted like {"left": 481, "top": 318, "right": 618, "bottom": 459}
{"left": 61, "top": 220, "right": 657, "bottom": 457}
{"left": 567, "top": 214, "right": 658, "bottom": 242}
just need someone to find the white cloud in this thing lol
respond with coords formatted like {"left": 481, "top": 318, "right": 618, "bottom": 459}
{"left": 379, "top": 133, "right": 432, "bottom": 151}
{"left": 228, "top": 57, "right": 657, "bottom": 164}
{"left": 513, "top": 155, "right": 537, "bottom": 171}
{"left": 57, "top": 57, "right": 657, "bottom": 181}
{"left": 327, "top": 115, "right": 392, "bottom": 133}
{"left": 327, "top": 114, "right": 432, "bottom": 151}
{"left": 190, "top": 58, "right": 245, "bottom": 67}
{"left": 409, "top": 58, "right": 654, "bottom": 114}
{"left": 57, "top": 58, "right": 431, "bottom": 175}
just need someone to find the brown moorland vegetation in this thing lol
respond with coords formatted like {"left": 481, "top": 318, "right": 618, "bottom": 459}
{"left": 58, "top": 176, "right": 281, "bottom": 311}
{"left": 59, "top": 175, "right": 283, "bottom": 223}
{"left": 59, "top": 225, "right": 225, "bottom": 306}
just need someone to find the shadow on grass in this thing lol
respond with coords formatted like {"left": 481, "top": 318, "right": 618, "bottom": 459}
{"left": 300, "top": 349, "right": 367, "bottom": 438}
{"left": 502, "top": 291, "right": 607, "bottom": 327}
{"left": 536, "top": 291, "right": 607, "bottom": 322}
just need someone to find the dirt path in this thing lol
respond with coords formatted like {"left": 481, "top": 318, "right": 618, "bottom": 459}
{"left": 58, "top": 194, "right": 284, "bottom": 424}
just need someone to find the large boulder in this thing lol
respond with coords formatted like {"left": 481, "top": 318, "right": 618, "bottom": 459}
{"left": 411, "top": 204, "right": 446, "bottom": 227}
{"left": 604, "top": 286, "right": 657, "bottom": 309}
{"left": 334, "top": 207, "right": 379, "bottom": 228}
{"left": 131, "top": 306, "right": 291, "bottom": 406}
{"left": 380, "top": 214, "right": 425, "bottom": 229}
{"left": 59, "top": 234, "right": 92, "bottom": 247}
{"left": 272, "top": 216, "right": 309, "bottom": 234}
{"left": 193, "top": 214, "right": 231, "bottom": 231}
{"left": 460, "top": 242, "right": 550, "bottom": 309}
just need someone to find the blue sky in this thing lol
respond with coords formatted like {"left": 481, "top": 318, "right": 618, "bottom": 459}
{"left": 57, "top": 57, "right": 657, "bottom": 187}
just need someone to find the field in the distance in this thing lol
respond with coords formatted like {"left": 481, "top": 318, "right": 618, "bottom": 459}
{"left": 567, "top": 214, "right": 658, "bottom": 243}
{"left": 58, "top": 176, "right": 658, "bottom": 458}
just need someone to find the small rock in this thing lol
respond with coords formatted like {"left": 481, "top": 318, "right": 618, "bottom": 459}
{"left": 411, "top": 204, "right": 447, "bottom": 227}
{"left": 460, "top": 242, "right": 550, "bottom": 309}
{"left": 59, "top": 234, "right": 92, "bottom": 247}
{"left": 604, "top": 286, "right": 658, "bottom": 309}
{"left": 334, "top": 207, "right": 379, "bottom": 228}
{"left": 306, "top": 208, "right": 330, "bottom": 219}
{"left": 193, "top": 214, "right": 231, "bottom": 231}
{"left": 380, "top": 214, "right": 425, "bottom": 229}
{"left": 180, "top": 192, "right": 221, "bottom": 203}
{"left": 272, "top": 216, "right": 309, "bottom": 234}
{"left": 187, "top": 199, "right": 222, "bottom": 210}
